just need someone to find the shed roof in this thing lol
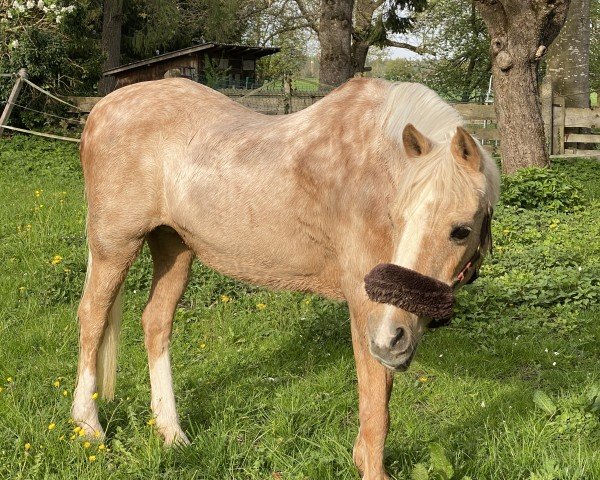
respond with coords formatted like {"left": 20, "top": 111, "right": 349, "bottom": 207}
{"left": 103, "top": 43, "right": 280, "bottom": 76}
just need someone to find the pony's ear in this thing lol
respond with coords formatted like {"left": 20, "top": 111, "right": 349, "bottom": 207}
{"left": 402, "top": 123, "right": 432, "bottom": 158}
{"left": 451, "top": 126, "right": 481, "bottom": 171}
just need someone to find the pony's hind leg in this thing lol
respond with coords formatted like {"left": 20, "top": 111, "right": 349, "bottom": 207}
{"left": 72, "top": 238, "right": 142, "bottom": 437}
{"left": 143, "top": 227, "right": 194, "bottom": 445}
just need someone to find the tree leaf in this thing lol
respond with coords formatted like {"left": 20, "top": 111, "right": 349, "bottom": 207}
{"left": 533, "top": 390, "right": 557, "bottom": 416}
{"left": 411, "top": 463, "right": 430, "bottom": 480}
{"left": 429, "top": 443, "right": 454, "bottom": 479}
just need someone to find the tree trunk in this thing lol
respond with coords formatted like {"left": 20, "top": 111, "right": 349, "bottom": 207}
{"left": 475, "top": 0, "right": 570, "bottom": 174}
{"left": 318, "top": 0, "right": 354, "bottom": 87}
{"left": 98, "top": 0, "right": 124, "bottom": 95}
{"left": 547, "top": 0, "right": 590, "bottom": 108}
{"left": 352, "top": 39, "right": 370, "bottom": 75}
{"left": 492, "top": 58, "right": 548, "bottom": 172}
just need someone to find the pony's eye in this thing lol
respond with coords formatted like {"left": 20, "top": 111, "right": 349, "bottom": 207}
{"left": 450, "top": 226, "right": 472, "bottom": 241}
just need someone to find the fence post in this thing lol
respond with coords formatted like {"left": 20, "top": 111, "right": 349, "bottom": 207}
{"left": 0, "top": 68, "right": 27, "bottom": 138}
{"left": 283, "top": 74, "right": 292, "bottom": 114}
{"left": 552, "top": 95, "right": 566, "bottom": 155}
{"left": 540, "top": 76, "right": 553, "bottom": 155}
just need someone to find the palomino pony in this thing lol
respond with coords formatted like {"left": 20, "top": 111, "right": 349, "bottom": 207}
{"left": 72, "top": 77, "right": 500, "bottom": 479}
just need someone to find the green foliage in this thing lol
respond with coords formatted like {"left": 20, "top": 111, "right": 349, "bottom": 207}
{"left": 0, "top": 0, "right": 102, "bottom": 97}
{"left": 533, "top": 390, "right": 558, "bottom": 416}
{"left": 369, "top": 0, "right": 428, "bottom": 48}
{"left": 411, "top": 443, "right": 475, "bottom": 480}
{"left": 411, "top": 0, "right": 491, "bottom": 102}
{"left": 501, "top": 167, "right": 585, "bottom": 212}
{"left": 200, "top": 55, "right": 231, "bottom": 89}
{"left": 255, "top": 32, "right": 308, "bottom": 81}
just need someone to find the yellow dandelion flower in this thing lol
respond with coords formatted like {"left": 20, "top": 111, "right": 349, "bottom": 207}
{"left": 147, "top": 418, "right": 156, "bottom": 426}
{"left": 418, "top": 376, "right": 429, "bottom": 383}
{"left": 91, "top": 392, "right": 98, "bottom": 400}
{"left": 7, "top": 377, "right": 13, "bottom": 383}
{"left": 304, "top": 298, "right": 312, "bottom": 305}
{"left": 53, "top": 380, "right": 60, "bottom": 388}
{"left": 59, "top": 435, "right": 65, "bottom": 441}
{"left": 220, "top": 294, "right": 230, "bottom": 303}
{"left": 35, "top": 190, "right": 41, "bottom": 197}
{"left": 200, "top": 343, "right": 206, "bottom": 349}
{"left": 256, "top": 303, "right": 266, "bottom": 310}
{"left": 502, "top": 229, "right": 510, "bottom": 234}
{"left": 39, "top": 204, "right": 44, "bottom": 208}
{"left": 24, "top": 443, "right": 31, "bottom": 451}
{"left": 51, "top": 255, "right": 63, "bottom": 265}
{"left": 19, "top": 286, "right": 26, "bottom": 292}
{"left": 88, "top": 455, "right": 96, "bottom": 462}
{"left": 63, "top": 389, "right": 68, "bottom": 397}
{"left": 98, "top": 444, "right": 106, "bottom": 451}
{"left": 48, "top": 423, "right": 56, "bottom": 430}
{"left": 94, "top": 430, "right": 101, "bottom": 438}
{"left": 70, "top": 434, "right": 77, "bottom": 440}
{"left": 83, "top": 441, "right": 91, "bottom": 449}
{"left": 73, "top": 426, "right": 82, "bottom": 433}
{"left": 78, "top": 429, "right": 86, "bottom": 437}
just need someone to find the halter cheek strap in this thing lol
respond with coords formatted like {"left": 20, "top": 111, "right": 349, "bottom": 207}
{"left": 452, "top": 209, "right": 493, "bottom": 290}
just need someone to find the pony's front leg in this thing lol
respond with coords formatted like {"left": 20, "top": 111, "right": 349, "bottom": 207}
{"left": 349, "top": 303, "right": 394, "bottom": 480}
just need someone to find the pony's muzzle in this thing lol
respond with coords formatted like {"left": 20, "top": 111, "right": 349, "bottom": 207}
{"left": 369, "top": 326, "right": 415, "bottom": 371}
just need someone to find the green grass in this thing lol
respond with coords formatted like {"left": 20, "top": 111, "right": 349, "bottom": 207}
{"left": 0, "top": 136, "right": 599, "bottom": 479}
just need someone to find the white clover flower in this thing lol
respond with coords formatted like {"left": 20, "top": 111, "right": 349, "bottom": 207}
{"left": 10, "top": 39, "right": 19, "bottom": 48}
{"left": 12, "top": 0, "right": 20, "bottom": 8}
{"left": 37, "top": 0, "right": 43, "bottom": 8}
{"left": 7, "top": 10, "right": 13, "bottom": 18}
{"left": 66, "top": 4, "right": 75, "bottom": 13}
{"left": 55, "top": 14, "right": 61, "bottom": 23}
{"left": 26, "top": 0, "right": 34, "bottom": 8}
{"left": 49, "top": 3, "right": 56, "bottom": 9}
{"left": 42, "top": 6, "right": 48, "bottom": 12}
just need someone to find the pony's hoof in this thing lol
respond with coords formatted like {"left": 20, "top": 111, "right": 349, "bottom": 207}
{"left": 160, "top": 427, "right": 190, "bottom": 446}
{"left": 75, "top": 422, "right": 105, "bottom": 441}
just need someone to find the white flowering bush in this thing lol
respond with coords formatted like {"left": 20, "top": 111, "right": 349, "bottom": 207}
{"left": 2, "top": 0, "right": 76, "bottom": 28}
{"left": 0, "top": 0, "right": 101, "bottom": 129}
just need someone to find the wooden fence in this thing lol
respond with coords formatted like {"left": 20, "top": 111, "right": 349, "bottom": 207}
{"left": 454, "top": 81, "right": 600, "bottom": 158}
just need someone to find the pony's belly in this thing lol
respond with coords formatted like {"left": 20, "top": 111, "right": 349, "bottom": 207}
{"left": 173, "top": 222, "right": 343, "bottom": 298}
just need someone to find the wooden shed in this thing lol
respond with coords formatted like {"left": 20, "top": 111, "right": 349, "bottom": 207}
{"left": 103, "top": 43, "right": 280, "bottom": 90}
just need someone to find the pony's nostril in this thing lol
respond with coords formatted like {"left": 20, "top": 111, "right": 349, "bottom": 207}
{"left": 390, "top": 327, "right": 406, "bottom": 349}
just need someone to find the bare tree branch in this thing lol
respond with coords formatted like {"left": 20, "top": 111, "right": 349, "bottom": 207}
{"left": 384, "top": 39, "right": 434, "bottom": 56}
{"left": 293, "top": 0, "right": 319, "bottom": 33}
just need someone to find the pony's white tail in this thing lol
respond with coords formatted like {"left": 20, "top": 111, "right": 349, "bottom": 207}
{"left": 84, "top": 250, "right": 123, "bottom": 401}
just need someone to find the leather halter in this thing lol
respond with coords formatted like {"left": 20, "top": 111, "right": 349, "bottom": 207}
{"left": 451, "top": 209, "right": 493, "bottom": 290}
{"left": 429, "top": 209, "right": 493, "bottom": 329}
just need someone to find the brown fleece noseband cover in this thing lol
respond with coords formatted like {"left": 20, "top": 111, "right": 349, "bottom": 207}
{"left": 364, "top": 264, "right": 455, "bottom": 320}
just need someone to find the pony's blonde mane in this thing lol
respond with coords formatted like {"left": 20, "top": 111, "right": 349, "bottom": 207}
{"left": 380, "top": 82, "right": 500, "bottom": 212}
{"left": 381, "top": 82, "right": 464, "bottom": 145}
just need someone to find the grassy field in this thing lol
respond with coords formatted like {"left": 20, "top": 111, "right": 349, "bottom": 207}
{"left": 0, "top": 136, "right": 599, "bottom": 480}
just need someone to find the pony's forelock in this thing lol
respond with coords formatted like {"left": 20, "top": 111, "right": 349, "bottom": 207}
{"left": 380, "top": 82, "right": 500, "bottom": 212}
